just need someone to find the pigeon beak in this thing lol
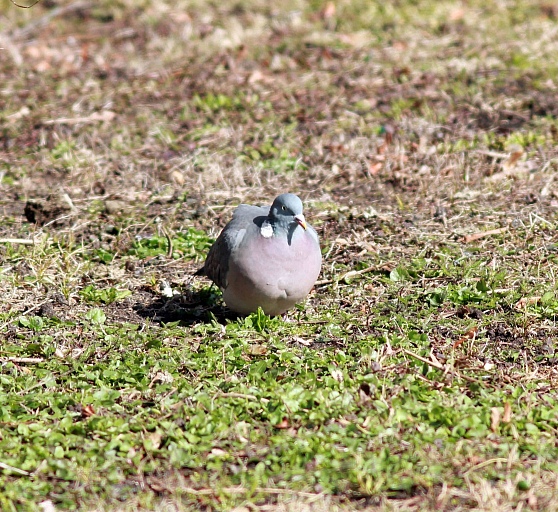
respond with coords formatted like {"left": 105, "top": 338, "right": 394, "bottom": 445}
{"left": 295, "top": 214, "right": 307, "bottom": 230}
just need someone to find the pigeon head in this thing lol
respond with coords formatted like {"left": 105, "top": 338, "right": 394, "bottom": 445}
{"left": 269, "top": 193, "right": 307, "bottom": 231}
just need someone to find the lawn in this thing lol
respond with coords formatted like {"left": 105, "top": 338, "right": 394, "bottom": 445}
{"left": 2, "top": 0, "right": 558, "bottom": 510}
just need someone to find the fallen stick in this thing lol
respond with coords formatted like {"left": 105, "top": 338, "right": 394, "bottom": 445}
{"left": 0, "top": 461, "right": 31, "bottom": 476}
{"left": 0, "top": 357, "right": 44, "bottom": 364}
{"left": 0, "top": 238, "right": 36, "bottom": 245}
{"left": 475, "top": 150, "right": 509, "bottom": 159}
{"left": 161, "top": 225, "right": 173, "bottom": 259}
{"left": 42, "top": 111, "right": 116, "bottom": 126}
{"left": 402, "top": 349, "right": 486, "bottom": 386}
{"left": 461, "top": 227, "right": 507, "bottom": 244}
{"left": 463, "top": 457, "right": 509, "bottom": 475}
{"left": 214, "top": 392, "right": 270, "bottom": 403}
{"left": 181, "top": 486, "right": 322, "bottom": 498}
{"left": 315, "top": 265, "right": 376, "bottom": 287}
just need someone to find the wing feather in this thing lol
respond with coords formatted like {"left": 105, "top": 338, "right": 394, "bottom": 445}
{"left": 197, "top": 204, "right": 268, "bottom": 289}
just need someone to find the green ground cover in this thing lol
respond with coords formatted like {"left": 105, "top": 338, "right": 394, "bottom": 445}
{"left": 2, "top": 0, "right": 558, "bottom": 510}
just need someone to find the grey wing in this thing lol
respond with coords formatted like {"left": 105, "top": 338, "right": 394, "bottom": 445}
{"left": 199, "top": 204, "right": 267, "bottom": 289}
{"left": 200, "top": 231, "right": 234, "bottom": 289}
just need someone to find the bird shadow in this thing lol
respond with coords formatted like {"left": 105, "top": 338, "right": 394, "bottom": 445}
{"left": 133, "top": 286, "right": 238, "bottom": 326}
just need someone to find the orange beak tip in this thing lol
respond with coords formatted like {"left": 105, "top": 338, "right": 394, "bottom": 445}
{"left": 294, "top": 214, "right": 308, "bottom": 230}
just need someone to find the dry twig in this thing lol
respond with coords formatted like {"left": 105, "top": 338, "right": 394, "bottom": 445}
{"left": 403, "top": 349, "right": 486, "bottom": 386}
{"left": 42, "top": 111, "right": 115, "bottom": 126}
{"left": 315, "top": 265, "right": 376, "bottom": 287}
{"left": 214, "top": 392, "right": 270, "bottom": 403}
{"left": 0, "top": 461, "right": 30, "bottom": 476}
{"left": 0, "top": 357, "right": 44, "bottom": 364}
{"left": 461, "top": 227, "right": 508, "bottom": 244}
{"left": 0, "top": 238, "right": 36, "bottom": 245}
{"left": 181, "top": 486, "right": 322, "bottom": 498}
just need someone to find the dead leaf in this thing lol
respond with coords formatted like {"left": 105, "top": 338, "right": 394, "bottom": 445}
{"left": 337, "top": 31, "right": 372, "bottom": 48}
{"left": 148, "top": 370, "right": 174, "bottom": 388}
{"left": 274, "top": 417, "right": 290, "bottom": 429}
{"left": 501, "top": 145, "right": 524, "bottom": 171}
{"left": 331, "top": 369, "right": 344, "bottom": 382}
{"left": 484, "top": 145, "right": 538, "bottom": 182}
{"left": 491, "top": 407, "right": 501, "bottom": 433}
{"left": 148, "top": 477, "right": 168, "bottom": 493}
{"left": 81, "top": 404, "right": 95, "bottom": 418}
{"left": 248, "top": 69, "right": 266, "bottom": 83}
{"left": 168, "top": 170, "right": 185, "bottom": 185}
{"left": 369, "top": 161, "right": 383, "bottom": 175}
{"left": 503, "top": 402, "right": 512, "bottom": 423}
{"left": 515, "top": 296, "right": 541, "bottom": 309}
{"left": 147, "top": 432, "right": 162, "bottom": 450}
{"left": 450, "top": 7, "right": 465, "bottom": 21}
{"left": 453, "top": 326, "right": 478, "bottom": 348}
{"left": 321, "top": 1, "right": 336, "bottom": 19}
{"left": 292, "top": 336, "right": 312, "bottom": 346}
{"left": 7, "top": 106, "right": 30, "bottom": 121}
{"left": 248, "top": 344, "right": 268, "bottom": 356}
{"left": 209, "top": 448, "right": 227, "bottom": 457}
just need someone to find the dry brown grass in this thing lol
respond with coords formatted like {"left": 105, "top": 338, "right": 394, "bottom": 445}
{"left": 3, "top": 0, "right": 558, "bottom": 511}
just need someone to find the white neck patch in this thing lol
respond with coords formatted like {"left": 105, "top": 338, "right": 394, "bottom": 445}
{"left": 260, "top": 222, "right": 273, "bottom": 238}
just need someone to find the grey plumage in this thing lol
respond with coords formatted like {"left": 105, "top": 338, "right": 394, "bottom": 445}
{"left": 196, "top": 193, "right": 322, "bottom": 316}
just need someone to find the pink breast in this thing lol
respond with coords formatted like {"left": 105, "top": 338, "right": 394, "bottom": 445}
{"left": 237, "top": 231, "right": 321, "bottom": 299}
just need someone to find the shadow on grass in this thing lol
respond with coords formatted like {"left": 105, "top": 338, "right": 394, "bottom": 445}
{"left": 133, "top": 286, "right": 238, "bottom": 326}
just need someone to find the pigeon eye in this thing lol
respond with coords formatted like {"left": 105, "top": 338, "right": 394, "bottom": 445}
{"left": 281, "top": 205, "right": 286, "bottom": 211}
